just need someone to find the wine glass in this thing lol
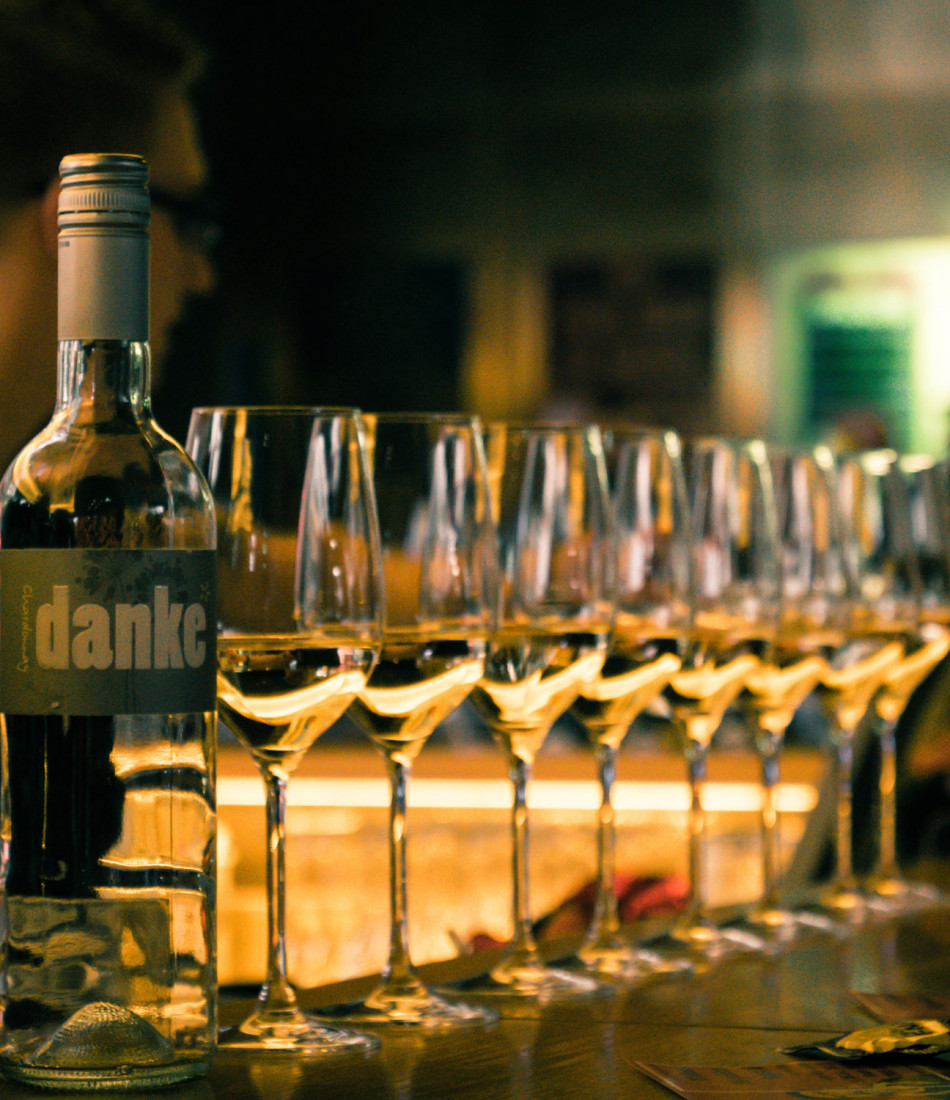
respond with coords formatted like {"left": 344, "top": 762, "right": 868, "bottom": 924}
{"left": 814, "top": 449, "right": 915, "bottom": 918}
{"left": 862, "top": 453, "right": 949, "bottom": 911}
{"left": 736, "top": 446, "right": 841, "bottom": 940}
{"left": 187, "top": 406, "right": 383, "bottom": 1053}
{"left": 323, "top": 413, "right": 497, "bottom": 1028}
{"left": 660, "top": 437, "right": 778, "bottom": 962}
{"left": 465, "top": 422, "right": 613, "bottom": 1000}
{"left": 568, "top": 426, "right": 692, "bottom": 980}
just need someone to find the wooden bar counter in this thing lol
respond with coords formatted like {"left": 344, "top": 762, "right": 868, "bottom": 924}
{"left": 224, "top": 905, "right": 950, "bottom": 1097}
{"left": 144, "top": 739, "right": 933, "bottom": 1100}
{"left": 4, "top": 905, "right": 938, "bottom": 1099}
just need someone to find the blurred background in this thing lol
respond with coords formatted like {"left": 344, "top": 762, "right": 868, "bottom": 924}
{"left": 154, "top": 0, "right": 950, "bottom": 457}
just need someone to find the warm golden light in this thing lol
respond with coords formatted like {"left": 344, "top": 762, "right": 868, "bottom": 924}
{"left": 217, "top": 775, "right": 817, "bottom": 815}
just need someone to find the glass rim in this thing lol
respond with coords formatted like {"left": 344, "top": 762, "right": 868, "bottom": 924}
{"left": 485, "top": 419, "right": 602, "bottom": 434}
{"left": 600, "top": 423, "right": 679, "bottom": 441}
{"left": 190, "top": 405, "right": 363, "bottom": 417}
{"left": 598, "top": 420, "right": 672, "bottom": 433}
{"left": 364, "top": 411, "right": 479, "bottom": 425}
{"left": 684, "top": 434, "right": 772, "bottom": 460}
{"left": 684, "top": 433, "right": 765, "bottom": 446}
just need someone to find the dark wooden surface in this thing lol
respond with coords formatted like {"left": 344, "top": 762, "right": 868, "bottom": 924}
{"left": 8, "top": 910, "right": 948, "bottom": 1099}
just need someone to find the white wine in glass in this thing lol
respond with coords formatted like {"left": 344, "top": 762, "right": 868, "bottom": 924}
{"left": 188, "top": 406, "right": 383, "bottom": 1053}
{"left": 569, "top": 427, "right": 690, "bottom": 980}
{"left": 660, "top": 438, "right": 778, "bottom": 962}
{"left": 862, "top": 454, "right": 950, "bottom": 911}
{"left": 734, "top": 447, "right": 840, "bottom": 940}
{"left": 465, "top": 422, "right": 613, "bottom": 1001}
{"left": 324, "top": 413, "right": 497, "bottom": 1029}
{"left": 812, "top": 449, "right": 915, "bottom": 918}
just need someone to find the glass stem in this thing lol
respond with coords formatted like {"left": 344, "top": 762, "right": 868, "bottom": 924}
{"left": 259, "top": 765, "right": 300, "bottom": 1017}
{"left": 508, "top": 754, "right": 540, "bottom": 967}
{"left": 759, "top": 742, "right": 782, "bottom": 911}
{"left": 382, "top": 755, "right": 419, "bottom": 992}
{"left": 875, "top": 717, "right": 900, "bottom": 881}
{"left": 587, "top": 742, "right": 621, "bottom": 949}
{"left": 833, "top": 730, "right": 855, "bottom": 888}
{"left": 685, "top": 738, "right": 709, "bottom": 926}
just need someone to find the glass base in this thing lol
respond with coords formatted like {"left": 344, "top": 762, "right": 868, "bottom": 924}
{"left": 738, "top": 902, "right": 846, "bottom": 939}
{"left": 575, "top": 937, "right": 694, "bottom": 981}
{"left": 0, "top": 1000, "right": 211, "bottom": 1089}
{"left": 794, "top": 908, "right": 849, "bottom": 934}
{"left": 459, "top": 953, "right": 606, "bottom": 1001}
{"left": 861, "top": 874, "right": 948, "bottom": 914}
{"left": 319, "top": 983, "right": 497, "bottom": 1030}
{"left": 647, "top": 913, "right": 767, "bottom": 964}
{"left": 719, "top": 906, "right": 809, "bottom": 954}
{"left": 0, "top": 1060, "right": 209, "bottom": 1091}
{"left": 220, "top": 1008, "right": 380, "bottom": 1054}
{"left": 813, "top": 880, "right": 866, "bottom": 921}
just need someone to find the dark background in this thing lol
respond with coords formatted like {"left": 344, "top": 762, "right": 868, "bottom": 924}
{"left": 152, "top": 0, "right": 746, "bottom": 443}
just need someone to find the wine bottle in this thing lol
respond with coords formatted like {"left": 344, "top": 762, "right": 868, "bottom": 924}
{"left": 0, "top": 155, "right": 217, "bottom": 1089}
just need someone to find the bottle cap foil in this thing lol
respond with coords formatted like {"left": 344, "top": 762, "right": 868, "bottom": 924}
{"left": 56, "top": 154, "right": 150, "bottom": 341}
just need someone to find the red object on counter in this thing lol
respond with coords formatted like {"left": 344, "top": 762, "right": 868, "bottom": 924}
{"left": 469, "top": 873, "right": 689, "bottom": 951}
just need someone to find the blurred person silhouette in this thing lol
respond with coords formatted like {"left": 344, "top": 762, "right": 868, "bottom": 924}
{"left": 0, "top": 0, "right": 215, "bottom": 474}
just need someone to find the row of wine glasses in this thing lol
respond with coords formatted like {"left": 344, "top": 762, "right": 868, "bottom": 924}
{"left": 185, "top": 406, "right": 950, "bottom": 1056}
{"left": 864, "top": 455, "right": 950, "bottom": 907}
{"left": 186, "top": 410, "right": 617, "bottom": 1051}
{"left": 848, "top": 452, "right": 950, "bottom": 911}
{"left": 692, "top": 443, "right": 950, "bottom": 945}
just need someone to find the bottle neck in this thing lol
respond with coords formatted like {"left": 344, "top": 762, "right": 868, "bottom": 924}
{"left": 57, "top": 215, "right": 151, "bottom": 419}
{"left": 56, "top": 339, "right": 151, "bottom": 420}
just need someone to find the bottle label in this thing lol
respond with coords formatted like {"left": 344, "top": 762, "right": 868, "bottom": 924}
{"left": 0, "top": 549, "right": 216, "bottom": 715}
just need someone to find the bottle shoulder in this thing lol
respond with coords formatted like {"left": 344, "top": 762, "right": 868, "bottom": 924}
{"left": 0, "top": 415, "right": 215, "bottom": 550}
